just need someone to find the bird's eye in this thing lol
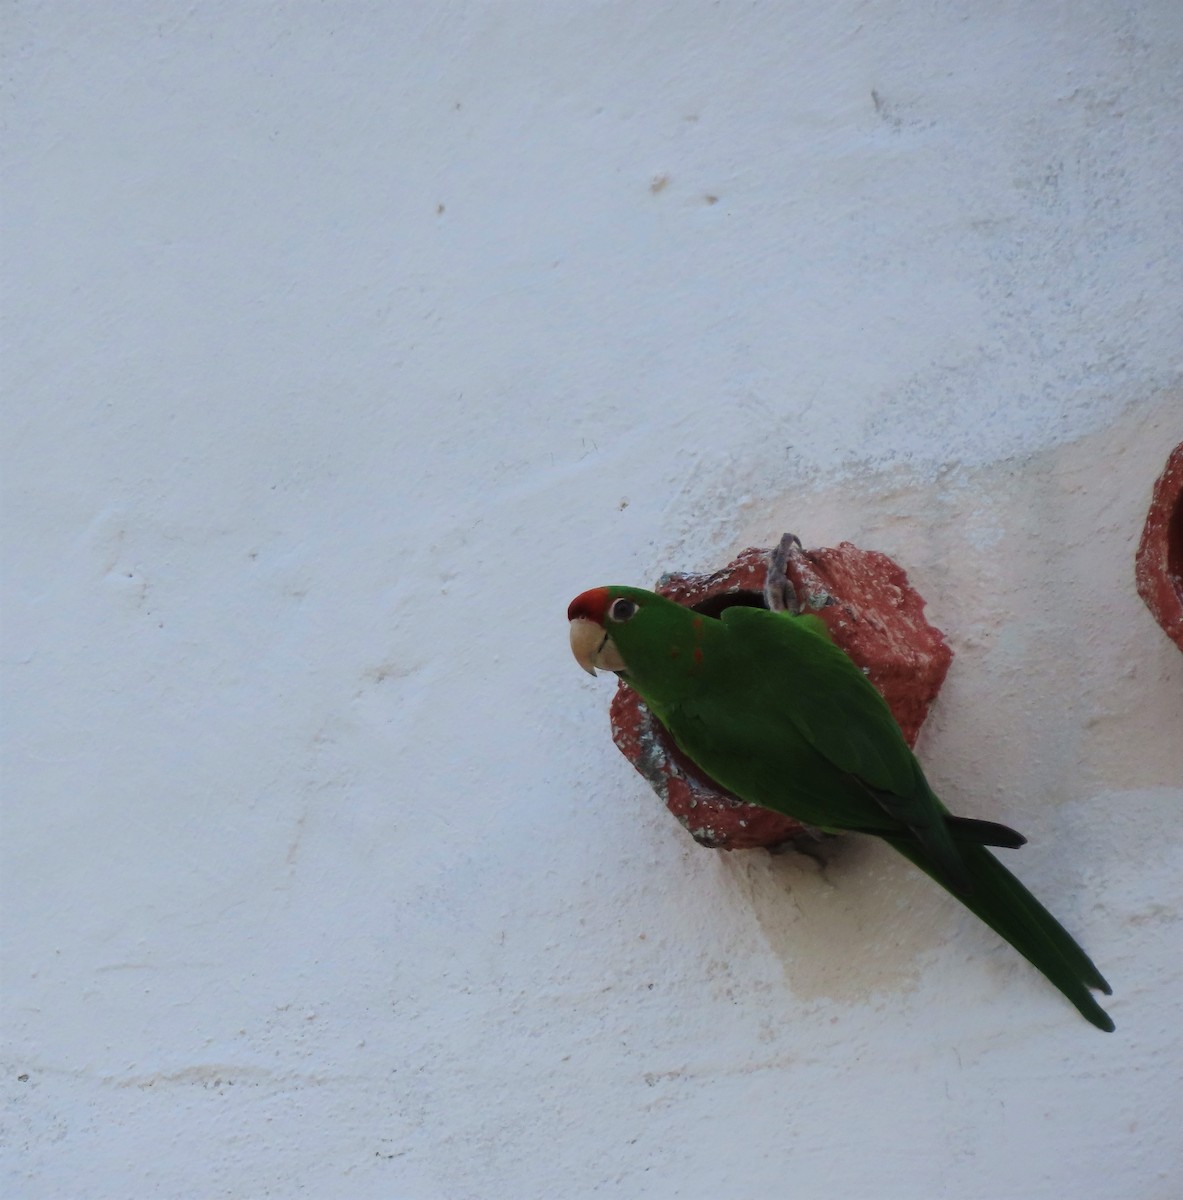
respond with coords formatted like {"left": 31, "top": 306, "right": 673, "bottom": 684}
{"left": 609, "top": 597, "right": 638, "bottom": 622}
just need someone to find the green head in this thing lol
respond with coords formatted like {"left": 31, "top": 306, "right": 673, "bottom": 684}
{"left": 567, "top": 585, "right": 712, "bottom": 708}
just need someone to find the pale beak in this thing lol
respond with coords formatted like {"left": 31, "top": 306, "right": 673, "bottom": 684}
{"left": 569, "top": 618, "right": 626, "bottom": 676}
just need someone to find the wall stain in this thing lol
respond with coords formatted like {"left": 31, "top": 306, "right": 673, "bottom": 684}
{"left": 721, "top": 836, "right": 942, "bottom": 1005}
{"left": 700, "top": 395, "right": 1183, "bottom": 1008}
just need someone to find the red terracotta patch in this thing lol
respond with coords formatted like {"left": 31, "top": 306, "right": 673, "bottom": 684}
{"left": 1135, "top": 442, "right": 1183, "bottom": 654}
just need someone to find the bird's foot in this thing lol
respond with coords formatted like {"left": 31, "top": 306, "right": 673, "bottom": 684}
{"left": 764, "top": 533, "right": 803, "bottom": 614}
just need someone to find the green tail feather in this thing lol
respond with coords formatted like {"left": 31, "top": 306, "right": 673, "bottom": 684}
{"left": 885, "top": 837, "right": 1114, "bottom": 1032}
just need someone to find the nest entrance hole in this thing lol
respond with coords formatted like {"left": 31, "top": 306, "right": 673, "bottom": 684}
{"left": 690, "top": 590, "right": 768, "bottom": 619}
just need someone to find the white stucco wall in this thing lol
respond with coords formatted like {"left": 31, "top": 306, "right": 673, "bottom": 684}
{"left": 4, "top": 3, "right": 1182, "bottom": 1197}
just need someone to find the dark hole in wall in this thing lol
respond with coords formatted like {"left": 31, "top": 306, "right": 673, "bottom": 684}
{"left": 690, "top": 590, "right": 767, "bottom": 619}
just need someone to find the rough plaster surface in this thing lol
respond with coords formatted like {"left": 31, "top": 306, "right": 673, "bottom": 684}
{"left": 3, "top": 3, "right": 1182, "bottom": 1197}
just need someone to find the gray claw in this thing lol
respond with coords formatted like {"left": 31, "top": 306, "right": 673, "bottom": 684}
{"left": 764, "top": 533, "right": 803, "bottom": 614}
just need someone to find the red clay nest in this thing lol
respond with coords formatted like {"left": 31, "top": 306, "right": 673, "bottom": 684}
{"left": 1135, "top": 441, "right": 1183, "bottom": 654}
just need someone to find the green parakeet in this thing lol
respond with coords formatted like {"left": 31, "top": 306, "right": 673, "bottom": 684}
{"left": 568, "top": 584, "right": 1114, "bottom": 1031}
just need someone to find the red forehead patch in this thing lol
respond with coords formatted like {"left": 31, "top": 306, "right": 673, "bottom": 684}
{"left": 567, "top": 587, "right": 611, "bottom": 624}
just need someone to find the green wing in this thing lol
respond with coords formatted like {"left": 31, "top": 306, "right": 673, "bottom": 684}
{"left": 719, "top": 605, "right": 970, "bottom": 889}
{"left": 723, "top": 607, "right": 919, "bottom": 794}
